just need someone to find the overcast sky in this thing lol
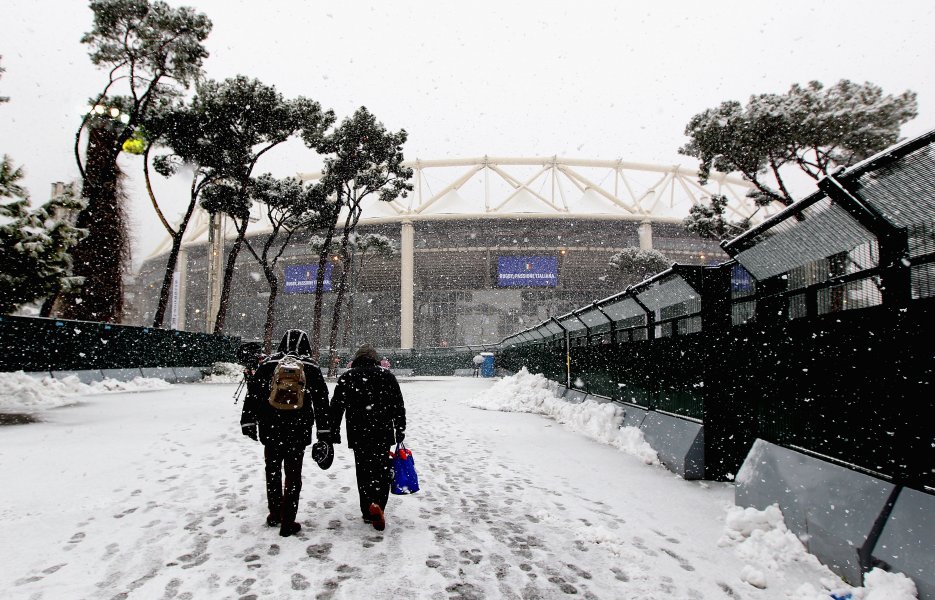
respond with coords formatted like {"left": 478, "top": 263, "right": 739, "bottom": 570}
{"left": 1, "top": 0, "right": 933, "bottom": 265}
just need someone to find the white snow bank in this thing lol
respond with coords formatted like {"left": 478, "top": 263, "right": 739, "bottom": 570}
{"left": 201, "top": 361, "right": 244, "bottom": 384}
{"left": 0, "top": 371, "right": 171, "bottom": 413}
{"left": 468, "top": 367, "right": 659, "bottom": 464}
{"left": 790, "top": 568, "right": 918, "bottom": 600}
{"left": 722, "top": 504, "right": 918, "bottom": 599}
{"left": 719, "top": 504, "right": 825, "bottom": 586}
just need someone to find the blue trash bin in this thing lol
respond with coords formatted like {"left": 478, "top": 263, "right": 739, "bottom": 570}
{"left": 480, "top": 352, "right": 495, "bottom": 377}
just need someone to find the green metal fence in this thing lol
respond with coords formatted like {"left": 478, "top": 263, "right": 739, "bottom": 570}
{"left": 0, "top": 314, "right": 239, "bottom": 372}
{"left": 497, "top": 129, "right": 935, "bottom": 487}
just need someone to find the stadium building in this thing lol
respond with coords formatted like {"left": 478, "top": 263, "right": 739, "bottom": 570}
{"left": 131, "top": 157, "right": 763, "bottom": 349}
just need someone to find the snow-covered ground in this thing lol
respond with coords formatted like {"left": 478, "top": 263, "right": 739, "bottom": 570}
{"left": 0, "top": 371, "right": 916, "bottom": 599}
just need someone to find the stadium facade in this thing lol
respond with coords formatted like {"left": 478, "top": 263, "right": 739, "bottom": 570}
{"left": 130, "top": 157, "right": 764, "bottom": 349}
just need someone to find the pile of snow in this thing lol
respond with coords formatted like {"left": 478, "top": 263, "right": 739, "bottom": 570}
{"left": 0, "top": 371, "right": 171, "bottom": 413}
{"left": 721, "top": 504, "right": 918, "bottom": 599}
{"left": 468, "top": 367, "right": 658, "bottom": 464}
{"left": 718, "top": 504, "right": 816, "bottom": 571}
{"left": 201, "top": 362, "right": 244, "bottom": 384}
{"left": 790, "top": 568, "right": 919, "bottom": 600}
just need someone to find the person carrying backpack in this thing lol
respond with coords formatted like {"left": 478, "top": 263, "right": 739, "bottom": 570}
{"left": 329, "top": 344, "right": 406, "bottom": 531}
{"left": 241, "top": 329, "right": 333, "bottom": 537}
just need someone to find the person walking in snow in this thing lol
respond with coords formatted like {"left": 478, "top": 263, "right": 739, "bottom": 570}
{"left": 329, "top": 344, "right": 407, "bottom": 531}
{"left": 241, "top": 329, "right": 333, "bottom": 537}
{"left": 472, "top": 353, "right": 484, "bottom": 377}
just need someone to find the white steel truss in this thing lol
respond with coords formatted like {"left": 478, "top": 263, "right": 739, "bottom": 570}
{"left": 148, "top": 156, "right": 761, "bottom": 259}
{"left": 299, "top": 155, "right": 761, "bottom": 222}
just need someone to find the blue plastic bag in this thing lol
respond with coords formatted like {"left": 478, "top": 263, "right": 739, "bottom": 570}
{"left": 391, "top": 442, "right": 420, "bottom": 495}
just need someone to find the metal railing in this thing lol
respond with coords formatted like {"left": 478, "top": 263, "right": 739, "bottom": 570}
{"left": 496, "top": 129, "right": 935, "bottom": 487}
{"left": 0, "top": 315, "right": 240, "bottom": 372}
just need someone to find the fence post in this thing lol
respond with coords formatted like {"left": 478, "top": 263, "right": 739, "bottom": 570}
{"left": 629, "top": 288, "right": 655, "bottom": 340}
{"left": 699, "top": 264, "right": 753, "bottom": 480}
{"left": 595, "top": 304, "right": 616, "bottom": 344}
{"left": 550, "top": 317, "right": 570, "bottom": 389}
{"left": 818, "top": 172, "right": 911, "bottom": 307}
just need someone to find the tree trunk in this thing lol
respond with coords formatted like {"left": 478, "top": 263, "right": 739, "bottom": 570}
{"left": 326, "top": 223, "right": 355, "bottom": 377}
{"left": 262, "top": 270, "right": 279, "bottom": 354}
{"left": 326, "top": 262, "right": 349, "bottom": 378}
{"left": 342, "top": 294, "right": 353, "bottom": 348}
{"left": 152, "top": 233, "right": 183, "bottom": 327}
{"left": 341, "top": 250, "right": 365, "bottom": 348}
{"left": 39, "top": 293, "right": 58, "bottom": 318}
{"left": 310, "top": 229, "right": 336, "bottom": 362}
{"left": 152, "top": 184, "right": 199, "bottom": 328}
{"left": 59, "top": 125, "right": 130, "bottom": 323}
{"left": 213, "top": 218, "right": 249, "bottom": 335}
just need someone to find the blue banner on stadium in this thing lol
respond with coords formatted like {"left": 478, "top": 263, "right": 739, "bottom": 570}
{"left": 497, "top": 256, "right": 558, "bottom": 288}
{"left": 284, "top": 264, "right": 333, "bottom": 294}
{"left": 730, "top": 264, "right": 755, "bottom": 295}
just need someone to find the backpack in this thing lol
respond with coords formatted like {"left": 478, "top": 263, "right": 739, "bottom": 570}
{"left": 268, "top": 355, "right": 307, "bottom": 410}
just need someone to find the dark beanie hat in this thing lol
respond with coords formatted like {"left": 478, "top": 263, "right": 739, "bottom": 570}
{"left": 354, "top": 344, "right": 378, "bottom": 362}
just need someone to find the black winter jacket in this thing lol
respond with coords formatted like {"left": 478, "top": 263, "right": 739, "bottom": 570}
{"left": 241, "top": 331, "right": 330, "bottom": 449}
{"left": 330, "top": 357, "right": 406, "bottom": 450}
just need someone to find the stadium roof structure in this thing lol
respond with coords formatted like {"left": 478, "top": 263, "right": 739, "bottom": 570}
{"left": 148, "top": 156, "right": 765, "bottom": 259}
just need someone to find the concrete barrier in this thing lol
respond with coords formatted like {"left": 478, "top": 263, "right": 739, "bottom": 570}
{"left": 101, "top": 368, "right": 144, "bottom": 382}
{"left": 585, "top": 393, "right": 613, "bottom": 404}
{"left": 735, "top": 439, "right": 897, "bottom": 586}
{"left": 140, "top": 367, "right": 178, "bottom": 383}
{"left": 453, "top": 369, "right": 474, "bottom": 377}
{"left": 564, "top": 389, "right": 588, "bottom": 404}
{"left": 173, "top": 366, "right": 206, "bottom": 383}
{"left": 619, "top": 402, "right": 649, "bottom": 429}
{"left": 553, "top": 384, "right": 567, "bottom": 398}
{"left": 639, "top": 411, "right": 704, "bottom": 479}
{"left": 872, "top": 487, "right": 935, "bottom": 600}
{"left": 52, "top": 370, "right": 104, "bottom": 384}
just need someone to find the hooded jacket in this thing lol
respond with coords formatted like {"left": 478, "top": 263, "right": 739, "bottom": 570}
{"left": 241, "top": 330, "right": 330, "bottom": 448}
{"left": 330, "top": 355, "right": 406, "bottom": 450}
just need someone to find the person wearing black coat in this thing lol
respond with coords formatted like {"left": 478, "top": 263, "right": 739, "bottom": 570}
{"left": 329, "top": 344, "right": 406, "bottom": 531}
{"left": 241, "top": 329, "right": 332, "bottom": 537}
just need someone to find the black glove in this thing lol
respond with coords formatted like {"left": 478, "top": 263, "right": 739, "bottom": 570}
{"left": 395, "top": 430, "right": 405, "bottom": 444}
{"left": 242, "top": 423, "right": 258, "bottom": 441}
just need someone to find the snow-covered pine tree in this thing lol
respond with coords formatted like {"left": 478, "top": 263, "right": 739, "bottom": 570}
{"left": 0, "top": 156, "right": 87, "bottom": 314}
{"left": 312, "top": 107, "right": 413, "bottom": 373}
{"left": 183, "top": 76, "right": 333, "bottom": 336}
{"left": 603, "top": 247, "right": 671, "bottom": 289}
{"left": 60, "top": 0, "right": 212, "bottom": 323}
{"left": 681, "top": 194, "right": 750, "bottom": 242}
{"left": 242, "top": 174, "right": 329, "bottom": 352}
{"left": 679, "top": 79, "right": 917, "bottom": 239}
{"left": 680, "top": 79, "right": 918, "bottom": 207}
